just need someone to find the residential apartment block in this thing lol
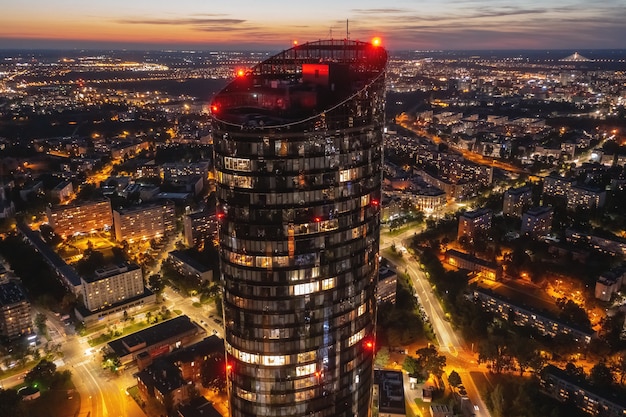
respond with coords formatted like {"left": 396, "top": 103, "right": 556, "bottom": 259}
{"left": 46, "top": 199, "right": 112, "bottom": 238}
{"left": 81, "top": 263, "right": 144, "bottom": 312}
{"left": 113, "top": 201, "right": 175, "bottom": 242}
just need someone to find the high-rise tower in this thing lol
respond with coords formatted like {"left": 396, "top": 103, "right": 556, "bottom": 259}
{"left": 212, "top": 39, "right": 387, "bottom": 417}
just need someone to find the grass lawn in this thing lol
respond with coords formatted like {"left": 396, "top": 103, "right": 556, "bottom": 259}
{"left": 23, "top": 380, "right": 79, "bottom": 417}
{"left": 469, "top": 371, "right": 493, "bottom": 396}
{"left": 386, "top": 221, "right": 423, "bottom": 237}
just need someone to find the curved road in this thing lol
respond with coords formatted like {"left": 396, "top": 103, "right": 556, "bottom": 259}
{"left": 381, "top": 230, "right": 492, "bottom": 417}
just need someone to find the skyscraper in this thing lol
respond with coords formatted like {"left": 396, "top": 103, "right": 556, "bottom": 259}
{"left": 212, "top": 39, "right": 387, "bottom": 417}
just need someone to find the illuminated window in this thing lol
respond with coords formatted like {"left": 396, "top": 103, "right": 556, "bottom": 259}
{"left": 293, "top": 282, "right": 319, "bottom": 296}
{"left": 347, "top": 329, "right": 365, "bottom": 347}
{"left": 321, "top": 277, "right": 336, "bottom": 290}
{"left": 256, "top": 256, "right": 272, "bottom": 268}
{"left": 262, "top": 355, "right": 286, "bottom": 366}
{"left": 297, "top": 350, "right": 316, "bottom": 363}
{"left": 296, "top": 363, "right": 316, "bottom": 376}
{"left": 357, "top": 304, "right": 366, "bottom": 316}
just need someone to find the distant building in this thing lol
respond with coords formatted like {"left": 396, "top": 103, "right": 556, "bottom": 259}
{"left": 113, "top": 201, "right": 175, "bottom": 243}
{"left": 0, "top": 281, "right": 32, "bottom": 339}
{"left": 51, "top": 180, "right": 73, "bottom": 202}
{"left": 377, "top": 266, "right": 397, "bottom": 304}
{"left": 594, "top": 265, "right": 626, "bottom": 301}
{"left": 521, "top": 206, "right": 553, "bottom": 238}
{"left": 430, "top": 404, "right": 453, "bottom": 417}
{"left": 161, "top": 162, "right": 209, "bottom": 182}
{"left": 503, "top": 186, "right": 532, "bottom": 217}
{"left": 457, "top": 208, "right": 492, "bottom": 241}
{"left": 81, "top": 263, "right": 144, "bottom": 312}
{"left": 46, "top": 199, "right": 112, "bottom": 238}
{"left": 568, "top": 184, "right": 606, "bottom": 210}
{"left": 543, "top": 174, "right": 575, "bottom": 198}
{"left": 540, "top": 365, "right": 626, "bottom": 417}
{"left": 183, "top": 210, "right": 217, "bottom": 248}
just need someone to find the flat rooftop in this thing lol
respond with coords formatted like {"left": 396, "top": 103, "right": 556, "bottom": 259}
{"left": 107, "top": 315, "right": 198, "bottom": 357}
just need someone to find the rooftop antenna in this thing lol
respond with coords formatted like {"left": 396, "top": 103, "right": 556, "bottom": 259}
{"left": 346, "top": 19, "right": 350, "bottom": 40}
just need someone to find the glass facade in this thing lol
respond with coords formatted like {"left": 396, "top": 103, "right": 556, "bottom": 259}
{"left": 212, "top": 39, "right": 387, "bottom": 417}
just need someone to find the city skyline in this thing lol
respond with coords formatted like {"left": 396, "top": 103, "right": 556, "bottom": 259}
{"left": 1, "top": 0, "right": 625, "bottom": 50}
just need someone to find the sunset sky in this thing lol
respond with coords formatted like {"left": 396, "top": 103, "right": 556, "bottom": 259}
{"left": 1, "top": 0, "right": 625, "bottom": 50}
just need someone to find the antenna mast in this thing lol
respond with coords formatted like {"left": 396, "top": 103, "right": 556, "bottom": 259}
{"left": 346, "top": 19, "right": 349, "bottom": 40}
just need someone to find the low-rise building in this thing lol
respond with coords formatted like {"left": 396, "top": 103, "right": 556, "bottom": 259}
{"left": 374, "top": 370, "right": 406, "bottom": 417}
{"left": 177, "top": 397, "right": 223, "bottom": 417}
{"left": 430, "top": 404, "right": 453, "bottom": 417}
{"left": 445, "top": 249, "right": 502, "bottom": 281}
{"left": 471, "top": 289, "right": 593, "bottom": 344}
{"left": 106, "top": 315, "right": 201, "bottom": 365}
{"left": 137, "top": 359, "right": 191, "bottom": 413}
{"left": 540, "top": 365, "right": 626, "bottom": 417}
{"left": 167, "top": 250, "right": 213, "bottom": 285}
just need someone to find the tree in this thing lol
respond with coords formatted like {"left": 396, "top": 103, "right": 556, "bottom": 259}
{"left": 402, "top": 356, "right": 421, "bottom": 377}
{"left": 102, "top": 351, "right": 122, "bottom": 372}
{"left": 416, "top": 346, "right": 446, "bottom": 381}
{"left": 24, "top": 359, "right": 57, "bottom": 389}
{"left": 589, "top": 362, "right": 614, "bottom": 390}
{"left": 374, "top": 347, "right": 390, "bottom": 369}
{"left": 448, "top": 370, "right": 462, "bottom": 389}
{"left": 611, "top": 352, "right": 626, "bottom": 385}
{"left": 34, "top": 312, "right": 47, "bottom": 334}
{"left": 148, "top": 274, "right": 165, "bottom": 296}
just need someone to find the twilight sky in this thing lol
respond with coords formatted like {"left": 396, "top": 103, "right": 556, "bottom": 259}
{"left": 1, "top": 0, "right": 625, "bottom": 50}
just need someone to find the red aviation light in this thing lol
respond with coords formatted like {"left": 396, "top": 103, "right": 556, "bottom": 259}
{"left": 314, "top": 216, "right": 322, "bottom": 223}
{"left": 236, "top": 69, "right": 246, "bottom": 77}
{"left": 371, "top": 37, "right": 382, "bottom": 47}
{"left": 211, "top": 104, "right": 219, "bottom": 113}
{"left": 364, "top": 338, "right": 375, "bottom": 350}
{"left": 371, "top": 199, "right": 380, "bottom": 207}
{"left": 226, "top": 363, "right": 233, "bottom": 372}
{"left": 293, "top": 40, "right": 299, "bottom": 46}
{"left": 217, "top": 212, "right": 225, "bottom": 220}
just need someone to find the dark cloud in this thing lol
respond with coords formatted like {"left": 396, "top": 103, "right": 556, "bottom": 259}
{"left": 351, "top": 8, "right": 411, "bottom": 14}
{"left": 116, "top": 18, "right": 246, "bottom": 26}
